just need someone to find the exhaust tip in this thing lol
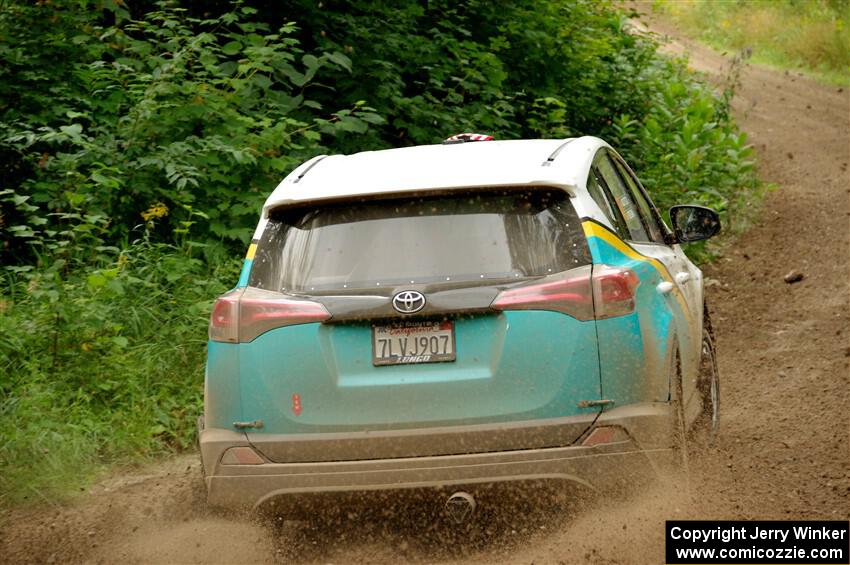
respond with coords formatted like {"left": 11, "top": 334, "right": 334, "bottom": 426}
{"left": 445, "top": 491, "right": 476, "bottom": 524}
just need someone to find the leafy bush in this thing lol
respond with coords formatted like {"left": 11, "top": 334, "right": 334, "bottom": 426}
{"left": 0, "top": 2, "right": 381, "bottom": 265}
{"left": 610, "top": 53, "right": 761, "bottom": 240}
{"left": 257, "top": 0, "right": 759, "bottom": 222}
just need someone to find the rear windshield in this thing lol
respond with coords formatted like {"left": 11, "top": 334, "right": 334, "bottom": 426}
{"left": 249, "top": 190, "right": 591, "bottom": 292}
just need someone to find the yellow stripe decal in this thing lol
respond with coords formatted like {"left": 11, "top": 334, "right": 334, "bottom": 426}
{"left": 581, "top": 221, "right": 691, "bottom": 323}
{"left": 581, "top": 222, "right": 673, "bottom": 283}
{"left": 246, "top": 243, "right": 257, "bottom": 260}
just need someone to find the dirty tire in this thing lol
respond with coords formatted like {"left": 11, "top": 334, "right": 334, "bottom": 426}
{"left": 655, "top": 345, "right": 690, "bottom": 487}
{"left": 197, "top": 415, "right": 207, "bottom": 481}
{"left": 671, "top": 347, "right": 690, "bottom": 477}
{"left": 692, "top": 305, "right": 720, "bottom": 444}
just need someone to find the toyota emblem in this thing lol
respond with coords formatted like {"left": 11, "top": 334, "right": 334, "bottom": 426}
{"left": 392, "top": 291, "right": 426, "bottom": 314}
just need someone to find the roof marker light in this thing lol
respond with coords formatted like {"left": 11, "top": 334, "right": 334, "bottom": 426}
{"left": 443, "top": 133, "right": 494, "bottom": 144}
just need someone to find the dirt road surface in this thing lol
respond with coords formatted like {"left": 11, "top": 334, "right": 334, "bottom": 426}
{"left": 1, "top": 9, "right": 848, "bottom": 564}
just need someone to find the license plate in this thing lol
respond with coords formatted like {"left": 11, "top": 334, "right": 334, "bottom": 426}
{"left": 372, "top": 320, "right": 456, "bottom": 366}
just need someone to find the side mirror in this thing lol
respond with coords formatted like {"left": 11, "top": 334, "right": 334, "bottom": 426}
{"left": 669, "top": 205, "right": 721, "bottom": 243}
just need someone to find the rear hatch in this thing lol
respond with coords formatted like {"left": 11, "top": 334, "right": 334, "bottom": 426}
{"left": 240, "top": 189, "right": 604, "bottom": 461}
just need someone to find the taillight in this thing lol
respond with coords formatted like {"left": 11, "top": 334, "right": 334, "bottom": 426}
{"left": 209, "top": 289, "right": 331, "bottom": 343}
{"left": 491, "top": 265, "right": 594, "bottom": 321}
{"left": 490, "top": 264, "right": 639, "bottom": 321}
{"left": 209, "top": 290, "right": 241, "bottom": 343}
{"left": 591, "top": 265, "right": 640, "bottom": 319}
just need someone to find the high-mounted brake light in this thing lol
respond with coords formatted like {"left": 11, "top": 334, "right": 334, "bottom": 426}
{"left": 443, "top": 132, "right": 494, "bottom": 144}
{"left": 209, "top": 289, "right": 331, "bottom": 343}
{"left": 490, "top": 264, "right": 639, "bottom": 321}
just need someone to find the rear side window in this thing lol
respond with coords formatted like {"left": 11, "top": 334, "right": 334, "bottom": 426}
{"left": 611, "top": 157, "right": 665, "bottom": 243}
{"left": 594, "top": 152, "right": 650, "bottom": 242}
{"left": 587, "top": 167, "right": 628, "bottom": 238}
{"left": 250, "top": 190, "right": 591, "bottom": 292}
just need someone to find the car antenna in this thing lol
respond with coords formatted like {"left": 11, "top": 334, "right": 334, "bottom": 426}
{"left": 293, "top": 155, "right": 329, "bottom": 183}
{"left": 541, "top": 139, "right": 575, "bottom": 166}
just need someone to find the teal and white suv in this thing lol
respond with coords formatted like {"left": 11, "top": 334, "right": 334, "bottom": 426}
{"left": 199, "top": 135, "right": 721, "bottom": 510}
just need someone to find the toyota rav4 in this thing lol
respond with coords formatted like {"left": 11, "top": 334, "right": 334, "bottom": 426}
{"left": 199, "top": 135, "right": 721, "bottom": 511}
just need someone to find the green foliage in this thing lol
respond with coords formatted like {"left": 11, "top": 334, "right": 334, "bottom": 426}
{"left": 0, "top": 1, "right": 381, "bottom": 264}
{"left": 272, "top": 0, "right": 663, "bottom": 148}
{"left": 0, "top": 0, "right": 763, "bottom": 503}
{"left": 265, "top": 0, "right": 759, "bottom": 218}
{"left": 611, "top": 52, "right": 761, "bottom": 234}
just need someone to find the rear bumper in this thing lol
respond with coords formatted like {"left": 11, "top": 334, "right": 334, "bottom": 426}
{"left": 200, "top": 403, "right": 674, "bottom": 510}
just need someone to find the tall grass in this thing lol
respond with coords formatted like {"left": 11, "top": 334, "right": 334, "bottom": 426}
{"left": 655, "top": 0, "right": 850, "bottom": 85}
{"left": 0, "top": 239, "right": 239, "bottom": 505}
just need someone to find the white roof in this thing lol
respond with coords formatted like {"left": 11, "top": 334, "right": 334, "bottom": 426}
{"left": 261, "top": 136, "right": 609, "bottom": 215}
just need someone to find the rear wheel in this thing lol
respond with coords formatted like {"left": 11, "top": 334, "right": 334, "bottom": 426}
{"left": 670, "top": 347, "right": 690, "bottom": 475}
{"left": 654, "top": 345, "right": 690, "bottom": 486}
{"left": 197, "top": 415, "right": 207, "bottom": 480}
{"left": 693, "top": 306, "right": 720, "bottom": 443}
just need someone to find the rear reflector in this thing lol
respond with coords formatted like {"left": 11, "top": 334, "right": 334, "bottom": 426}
{"left": 491, "top": 264, "right": 639, "bottom": 321}
{"left": 581, "top": 426, "right": 628, "bottom": 447}
{"left": 220, "top": 446, "right": 265, "bottom": 465}
{"left": 209, "top": 289, "right": 331, "bottom": 343}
